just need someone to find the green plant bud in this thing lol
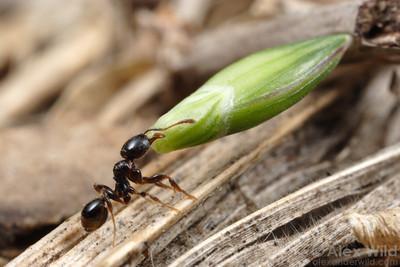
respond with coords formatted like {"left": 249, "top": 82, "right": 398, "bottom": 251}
{"left": 150, "top": 34, "right": 352, "bottom": 153}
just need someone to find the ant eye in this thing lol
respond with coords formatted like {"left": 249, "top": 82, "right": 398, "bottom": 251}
{"left": 81, "top": 198, "right": 108, "bottom": 232}
{"left": 120, "top": 134, "right": 150, "bottom": 160}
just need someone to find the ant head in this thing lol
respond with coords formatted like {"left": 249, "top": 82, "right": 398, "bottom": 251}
{"left": 120, "top": 120, "right": 195, "bottom": 160}
{"left": 81, "top": 198, "right": 108, "bottom": 232}
{"left": 120, "top": 134, "right": 150, "bottom": 160}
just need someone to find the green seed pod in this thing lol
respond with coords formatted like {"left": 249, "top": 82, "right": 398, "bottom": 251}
{"left": 150, "top": 34, "right": 352, "bottom": 153}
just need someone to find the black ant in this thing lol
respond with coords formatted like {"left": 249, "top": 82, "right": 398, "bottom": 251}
{"left": 81, "top": 119, "right": 196, "bottom": 242}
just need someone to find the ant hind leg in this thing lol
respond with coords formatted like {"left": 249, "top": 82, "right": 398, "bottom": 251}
{"left": 93, "top": 184, "right": 118, "bottom": 245}
{"left": 104, "top": 197, "right": 117, "bottom": 246}
{"left": 128, "top": 186, "right": 180, "bottom": 213}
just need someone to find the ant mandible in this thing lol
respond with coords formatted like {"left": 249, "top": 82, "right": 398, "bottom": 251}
{"left": 80, "top": 119, "right": 196, "bottom": 242}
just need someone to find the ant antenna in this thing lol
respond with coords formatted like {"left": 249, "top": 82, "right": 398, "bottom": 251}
{"left": 149, "top": 133, "right": 165, "bottom": 144}
{"left": 144, "top": 119, "right": 195, "bottom": 135}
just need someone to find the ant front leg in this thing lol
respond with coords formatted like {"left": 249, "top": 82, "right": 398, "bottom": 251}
{"left": 128, "top": 185, "right": 180, "bottom": 213}
{"left": 142, "top": 174, "right": 197, "bottom": 200}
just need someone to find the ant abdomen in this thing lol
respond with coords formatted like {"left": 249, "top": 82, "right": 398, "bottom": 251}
{"left": 81, "top": 198, "right": 108, "bottom": 232}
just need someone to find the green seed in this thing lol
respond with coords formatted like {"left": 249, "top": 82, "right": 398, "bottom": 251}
{"left": 150, "top": 34, "right": 352, "bottom": 153}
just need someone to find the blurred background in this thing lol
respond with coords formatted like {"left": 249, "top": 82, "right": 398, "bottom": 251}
{"left": 0, "top": 0, "right": 398, "bottom": 265}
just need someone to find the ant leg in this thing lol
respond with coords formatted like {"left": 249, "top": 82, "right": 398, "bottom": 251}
{"left": 142, "top": 175, "right": 197, "bottom": 200}
{"left": 94, "top": 184, "right": 126, "bottom": 203}
{"left": 154, "top": 181, "right": 174, "bottom": 191}
{"left": 94, "top": 184, "right": 114, "bottom": 196}
{"left": 93, "top": 184, "right": 120, "bottom": 245}
{"left": 104, "top": 197, "right": 117, "bottom": 246}
{"left": 128, "top": 186, "right": 180, "bottom": 213}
